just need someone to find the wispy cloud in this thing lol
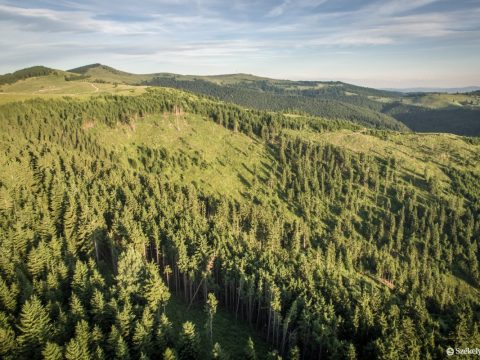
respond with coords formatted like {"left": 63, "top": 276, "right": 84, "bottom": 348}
{"left": 267, "top": 0, "right": 290, "bottom": 17}
{"left": 0, "top": 0, "right": 479, "bottom": 87}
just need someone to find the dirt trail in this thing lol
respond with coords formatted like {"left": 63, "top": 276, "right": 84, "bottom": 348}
{"left": 90, "top": 83, "right": 99, "bottom": 93}
{"left": 36, "top": 87, "right": 61, "bottom": 93}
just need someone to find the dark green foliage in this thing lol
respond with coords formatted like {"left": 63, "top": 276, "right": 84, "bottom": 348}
{"left": 0, "top": 86, "right": 478, "bottom": 360}
{"left": 0, "top": 66, "right": 56, "bottom": 85}
{"left": 385, "top": 102, "right": 480, "bottom": 136}
{"left": 17, "top": 296, "right": 53, "bottom": 358}
{"left": 178, "top": 321, "right": 200, "bottom": 360}
{"left": 65, "top": 74, "right": 91, "bottom": 81}
{"left": 144, "top": 77, "right": 408, "bottom": 131}
{"left": 42, "top": 342, "right": 63, "bottom": 360}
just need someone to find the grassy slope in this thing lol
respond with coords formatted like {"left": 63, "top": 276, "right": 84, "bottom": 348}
{"left": 402, "top": 93, "right": 480, "bottom": 108}
{"left": 72, "top": 65, "right": 152, "bottom": 84}
{"left": 284, "top": 128, "right": 480, "bottom": 199}
{"left": 89, "top": 112, "right": 275, "bottom": 202}
{"left": 69, "top": 64, "right": 276, "bottom": 85}
{"left": 0, "top": 73, "right": 147, "bottom": 105}
{"left": 8, "top": 64, "right": 480, "bottom": 135}
{"left": 82, "top": 97, "right": 479, "bottom": 296}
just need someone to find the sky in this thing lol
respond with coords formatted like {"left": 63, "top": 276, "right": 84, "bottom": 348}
{"left": 0, "top": 0, "right": 479, "bottom": 88}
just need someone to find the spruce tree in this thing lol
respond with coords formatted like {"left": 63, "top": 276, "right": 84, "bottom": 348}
{"left": 107, "top": 325, "right": 131, "bottom": 360}
{"left": 178, "top": 321, "right": 200, "bottom": 360}
{"left": 42, "top": 342, "right": 63, "bottom": 360}
{"left": 65, "top": 320, "right": 91, "bottom": 360}
{"left": 205, "top": 292, "right": 218, "bottom": 342}
{"left": 163, "top": 347, "right": 177, "bottom": 360}
{"left": 17, "top": 295, "right": 53, "bottom": 358}
{"left": 244, "top": 337, "right": 257, "bottom": 360}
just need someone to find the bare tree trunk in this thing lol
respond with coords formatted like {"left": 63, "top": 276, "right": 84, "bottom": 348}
{"left": 235, "top": 286, "right": 241, "bottom": 321}
{"left": 267, "top": 305, "right": 272, "bottom": 343}
{"left": 94, "top": 237, "right": 100, "bottom": 263}
{"left": 183, "top": 273, "right": 188, "bottom": 301}
{"left": 256, "top": 298, "right": 262, "bottom": 330}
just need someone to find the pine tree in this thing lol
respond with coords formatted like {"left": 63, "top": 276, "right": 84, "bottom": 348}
{"left": 107, "top": 325, "right": 131, "bottom": 360}
{"left": 115, "top": 247, "right": 146, "bottom": 303}
{"left": 0, "top": 278, "right": 18, "bottom": 312}
{"left": 244, "top": 337, "right": 257, "bottom": 360}
{"left": 70, "top": 292, "right": 87, "bottom": 325}
{"left": 145, "top": 262, "right": 170, "bottom": 314}
{"left": 212, "top": 342, "right": 228, "bottom": 359}
{"left": 17, "top": 295, "right": 53, "bottom": 357}
{"left": 133, "top": 307, "right": 154, "bottom": 357}
{"left": 65, "top": 320, "right": 91, "bottom": 360}
{"left": 178, "top": 321, "right": 200, "bottom": 360}
{"left": 42, "top": 342, "right": 63, "bottom": 360}
{"left": 0, "top": 318, "right": 17, "bottom": 358}
{"left": 90, "top": 288, "right": 107, "bottom": 328}
{"left": 205, "top": 292, "right": 218, "bottom": 342}
{"left": 345, "top": 342, "right": 357, "bottom": 360}
{"left": 156, "top": 313, "right": 173, "bottom": 351}
{"left": 266, "top": 349, "right": 282, "bottom": 359}
{"left": 116, "top": 300, "right": 135, "bottom": 341}
{"left": 163, "top": 347, "right": 177, "bottom": 360}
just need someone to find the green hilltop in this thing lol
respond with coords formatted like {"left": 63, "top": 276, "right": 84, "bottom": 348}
{"left": 0, "top": 66, "right": 58, "bottom": 85}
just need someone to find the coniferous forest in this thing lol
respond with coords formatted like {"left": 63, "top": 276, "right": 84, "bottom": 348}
{"left": 0, "top": 83, "right": 479, "bottom": 360}
{"left": 2, "top": 0, "right": 480, "bottom": 356}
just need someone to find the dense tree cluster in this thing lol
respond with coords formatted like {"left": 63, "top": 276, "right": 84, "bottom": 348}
{"left": 142, "top": 76, "right": 480, "bottom": 136}
{"left": 384, "top": 103, "right": 480, "bottom": 136}
{"left": 143, "top": 78, "right": 408, "bottom": 131}
{"left": 0, "top": 87, "right": 479, "bottom": 359}
{"left": 0, "top": 66, "right": 56, "bottom": 85}
{"left": 64, "top": 75, "right": 91, "bottom": 82}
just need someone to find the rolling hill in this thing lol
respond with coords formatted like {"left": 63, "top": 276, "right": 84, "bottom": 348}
{"left": 0, "top": 77, "right": 479, "bottom": 358}
{"left": 70, "top": 63, "right": 480, "bottom": 135}
{"left": 3, "top": 64, "right": 479, "bottom": 135}
{"left": 0, "top": 66, "right": 58, "bottom": 85}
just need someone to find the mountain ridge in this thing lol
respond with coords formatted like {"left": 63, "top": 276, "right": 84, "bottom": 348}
{"left": 2, "top": 64, "right": 480, "bottom": 136}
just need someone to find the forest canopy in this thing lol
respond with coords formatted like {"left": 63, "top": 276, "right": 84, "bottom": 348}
{"left": 0, "top": 86, "right": 479, "bottom": 359}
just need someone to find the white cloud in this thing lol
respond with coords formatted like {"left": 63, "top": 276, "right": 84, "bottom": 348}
{"left": 0, "top": 4, "right": 160, "bottom": 34}
{"left": 267, "top": 0, "right": 290, "bottom": 17}
{"left": 0, "top": 0, "right": 479, "bottom": 86}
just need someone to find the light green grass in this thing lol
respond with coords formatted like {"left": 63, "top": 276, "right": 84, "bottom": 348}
{"left": 402, "top": 93, "right": 480, "bottom": 108}
{"left": 0, "top": 73, "right": 147, "bottom": 104}
{"left": 283, "top": 127, "right": 480, "bottom": 203}
{"left": 79, "top": 66, "right": 152, "bottom": 84}
{"left": 89, "top": 113, "right": 275, "bottom": 201}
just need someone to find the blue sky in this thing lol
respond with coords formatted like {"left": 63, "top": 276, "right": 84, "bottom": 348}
{"left": 0, "top": 0, "right": 479, "bottom": 87}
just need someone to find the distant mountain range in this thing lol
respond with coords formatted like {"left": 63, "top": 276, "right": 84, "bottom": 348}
{"left": 383, "top": 86, "right": 480, "bottom": 93}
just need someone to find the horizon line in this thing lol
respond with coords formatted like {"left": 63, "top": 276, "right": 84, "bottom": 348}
{"left": 2, "top": 62, "right": 480, "bottom": 91}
